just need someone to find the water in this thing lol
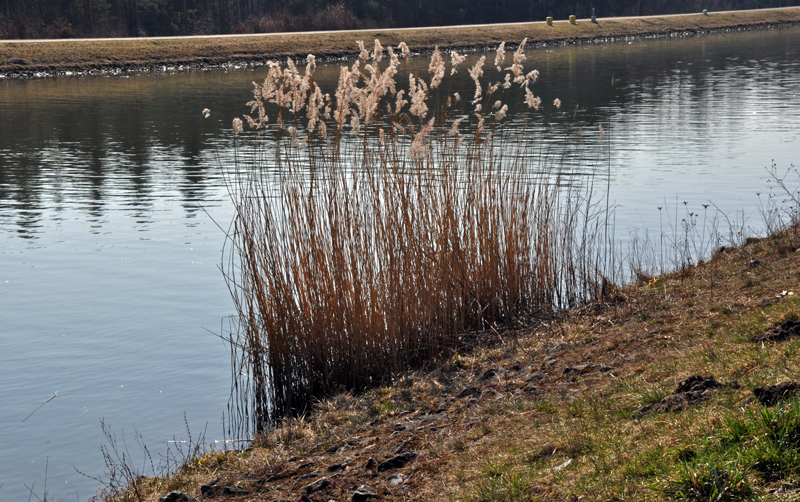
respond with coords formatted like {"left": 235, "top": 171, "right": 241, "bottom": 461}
{"left": 1, "top": 26, "right": 799, "bottom": 499}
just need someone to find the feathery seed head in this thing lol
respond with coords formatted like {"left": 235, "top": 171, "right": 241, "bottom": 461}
{"left": 428, "top": 46, "right": 445, "bottom": 89}
{"left": 407, "top": 116, "right": 435, "bottom": 158}
{"left": 495, "top": 104, "right": 508, "bottom": 121}
{"left": 305, "top": 54, "right": 316, "bottom": 80}
{"left": 475, "top": 114, "right": 485, "bottom": 136}
{"left": 408, "top": 74, "right": 429, "bottom": 119}
{"left": 514, "top": 38, "right": 528, "bottom": 63}
{"left": 447, "top": 116, "right": 467, "bottom": 136}
{"left": 398, "top": 42, "right": 410, "bottom": 62}
{"left": 469, "top": 56, "right": 486, "bottom": 104}
{"left": 287, "top": 126, "right": 299, "bottom": 144}
{"left": 495, "top": 42, "right": 506, "bottom": 72}
{"left": 468, "top": 55, "right": 485, "bottom": 82}
{"left": 357, "top": 40, "right": 369, "bottom": 64}
{"left": 450, "top": 51, "right": 466, "bottom": 75}
{"left": 524, "top": 87, "right": 541, "bottom": 110}
{"left": 394, "top": 89, "right": 408, "bottom": 115}
{"left": 389, "top": 46, "right": 399, "bottom": 67}
{"left": 307, "top": 85, "right": 326, "bottom": 132}
{"left": 508, "top": 38, "right": 528, "bottom": 83}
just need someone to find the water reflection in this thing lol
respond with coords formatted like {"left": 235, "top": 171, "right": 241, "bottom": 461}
{"left": 2, "top": 29, "right": 798, "bottom": 239}
{"left": 0, "top": 73, "right": 244, "bottom": 238}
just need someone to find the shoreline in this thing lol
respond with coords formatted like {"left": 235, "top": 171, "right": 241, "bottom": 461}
{"left": 108, "top": 225, "right": 800, "bottom": 501}
{"left": 1, "top": 7, "right": 800, "bottom": 78}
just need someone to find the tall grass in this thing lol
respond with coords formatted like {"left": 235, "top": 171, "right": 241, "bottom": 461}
{"left": 221, "top": 41, "right": 611, "bottom": 433}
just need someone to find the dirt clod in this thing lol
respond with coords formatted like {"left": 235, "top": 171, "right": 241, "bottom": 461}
{"left": 303, "top": 477, "right": 330, "bottom": 494}
{"left": 753, "top": 319, "right": 800, "bottom": 343}
{"left": 160, "top": 493, "right": 197, "bottom": 502}
{"left": 481, "top": 368, "right": 499, "bottom": 380}
{"left": 377, "top": 452, "right": 417, "bottom": 472}
{"left": 456, "top": 386, "right": 479, "bottom": 398}
{"left": 352, "top": 484, "right": 380, "bottom": 501}
{"left": 643, "top": 375, "right": 735, "bottom": 414}
{"left": 200, "top": 481, "right": 249, "bottom": 498}
{"left": 562, "top": 363, "right": 613, "bottom": 375}
{"left": 753, "top": 381, "right": 800, "bottom": 406}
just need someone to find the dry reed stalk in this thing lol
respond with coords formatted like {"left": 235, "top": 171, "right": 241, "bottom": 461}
{"left": 220, "top": 40, "right": 609, "bottom": 434}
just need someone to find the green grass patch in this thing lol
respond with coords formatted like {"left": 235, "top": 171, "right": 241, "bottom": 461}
{"left": 661, "top": 460, "right": 752, "bottom": 501}
{"left": 474, "top": 460, "right": 538, "bottom": 502}
{"left": 641, "top": 397, "right": 800, "bottom": 499}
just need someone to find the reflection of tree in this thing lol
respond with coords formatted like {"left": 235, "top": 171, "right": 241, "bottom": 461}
{"left": 0, "top": 72, "right": 242, "bottom": 235}
{"left": 0, "top": 28, "right": 796, "bottom": 237}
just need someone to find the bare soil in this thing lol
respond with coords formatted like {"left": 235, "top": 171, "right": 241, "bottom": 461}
{"left": 641, "top": 375, "right": 739, "bottom": 414}
{"left": 754, "top": 381, "right": 800, "bottom": 406}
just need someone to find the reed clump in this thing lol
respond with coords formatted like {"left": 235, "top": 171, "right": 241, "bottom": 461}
{"left": 222, "top": 40, "right": 611, "bottom": 433}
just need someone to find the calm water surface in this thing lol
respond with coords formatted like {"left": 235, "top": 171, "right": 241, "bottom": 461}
{"left": 1, "top": 26, "right": 799, "bottom": 499}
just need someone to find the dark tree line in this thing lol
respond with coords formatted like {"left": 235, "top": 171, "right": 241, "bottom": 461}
{"left": 1, "top": 0, "right": 799, "bottom": 38}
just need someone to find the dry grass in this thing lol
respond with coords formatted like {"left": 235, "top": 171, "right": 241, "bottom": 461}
{"left": 101, "top": 218, "right": 800, "bottom": 502}
{"left": 2, "top": 7, "right": 800, "bottom": 75}
{"left": 221, "top": 41, "right": 610, "bottom": 432}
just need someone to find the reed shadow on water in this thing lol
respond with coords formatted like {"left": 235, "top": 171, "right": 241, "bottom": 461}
{"left": 220, "top": 39, "right": 616, "bottom": 435}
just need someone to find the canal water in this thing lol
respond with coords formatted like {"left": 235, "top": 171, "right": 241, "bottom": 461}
{"left": 1, "top": 25, "right": 799, "bottom": 499}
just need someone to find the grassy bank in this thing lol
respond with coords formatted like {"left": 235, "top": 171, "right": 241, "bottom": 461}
{"left": 101, "top": 222, "right": 800, "bottom": 501}
{"left": 2, "top": 7, "right": 800, "bottom": 76}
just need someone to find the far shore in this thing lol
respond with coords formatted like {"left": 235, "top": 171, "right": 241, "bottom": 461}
{"left": 2, "top": 6, "right": 800, "bottom": 77}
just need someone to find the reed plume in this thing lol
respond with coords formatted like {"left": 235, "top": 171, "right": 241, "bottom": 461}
{"left": 222, "top": 40, "right": 608, "bottom": 434}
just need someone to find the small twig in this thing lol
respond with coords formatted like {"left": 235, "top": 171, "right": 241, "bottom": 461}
{"left": 21, "top": 392, "right": 58, "bottom": 423}
{"left": 24, "top": 482, "right": 38, "bottom": 502}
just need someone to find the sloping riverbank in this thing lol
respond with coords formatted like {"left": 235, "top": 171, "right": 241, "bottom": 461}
{"left": 98, "top": 225, "right": 800, "bottom": 501}
{"left": 2, "top": 7, "right": 800, "bottom": 77}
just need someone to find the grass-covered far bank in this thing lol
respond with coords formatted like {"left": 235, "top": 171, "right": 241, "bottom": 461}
{"left": 2, "top": 7, "right": 800, "bottom": 76}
